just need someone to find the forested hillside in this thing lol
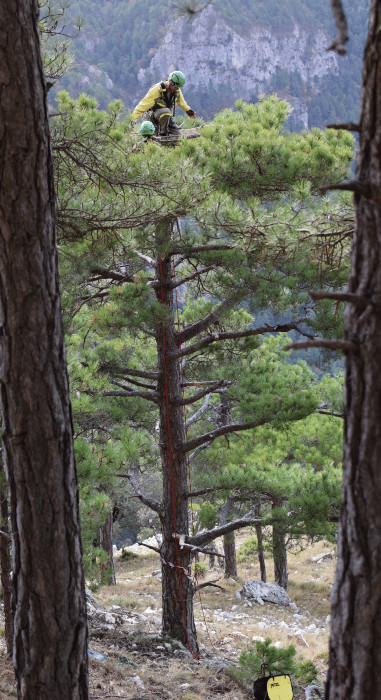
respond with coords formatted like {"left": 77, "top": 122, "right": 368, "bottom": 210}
{"left": 57, "top": 0, "right": 369, "bottom": 128}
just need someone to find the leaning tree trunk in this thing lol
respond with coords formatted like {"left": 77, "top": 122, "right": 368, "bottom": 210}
{"left": 0, "top": 475, "right": 13, "bottom": 655}
{"left": 254, "top": 504, "right": 267, "bottom": 582}
{"left": 0, "top": 2, "right": 88, "bottom": 697}
{"left": 272, "top": 499, "right": 288, "bottom": 590}
{"left": 326, "top": 3, "right": 381, "bottom": 698}
{"left": 155, "top": 221, "right": 198, "bottom": 655}
{"left": 99, "top": 510, "right": 116, "bottom": 586}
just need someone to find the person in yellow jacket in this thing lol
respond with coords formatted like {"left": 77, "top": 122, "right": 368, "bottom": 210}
{"left": 131, "top": 70, "right": 196, "bottom": 137}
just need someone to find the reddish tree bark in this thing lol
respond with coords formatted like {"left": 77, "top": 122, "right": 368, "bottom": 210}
{"left": 326, "top": 2, "right": 381, "bottom": 697}
{"left": 0, "top": 1, "right": 88, "bottom": 697}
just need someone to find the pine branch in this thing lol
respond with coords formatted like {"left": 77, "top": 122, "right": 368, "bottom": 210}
{"left": 116, "top": 367, "right": 159, "bottom": 380}
{"left": 170, "top": 265, "right": 216, "bottom": 289}
{"left": 171, "top": 244, "right": 235, "bottom": 255}
{"left": 319, "top": 180, "right": 371, "bottom": 197}
{"left": 173, "top": 319, "right": 308, "bottom": 359}
{"left": 114, "top": 376, "right": 156, "bottom": 390}
{"left": 173, "top": 380, "right": 228, "bottom": 407}
{"left": 180, "top": 297, "right": 236, "bottom": 343}
{"left": 328, "top": 0, "right": 349, "bottom": 54}
{"left": 104, "top": 389, "right": 158, "bottom": 402}
{"left": 285, "top": 339, "right": 357, "bottom": 352}
{"left": 326, "top": 122, "right": 360, "bottom": 132}
{"left": 178, "top": 419, "right": 269, "bottom": 454}
{"left": 316, "top": 409, "right": 344, "bottom": 418}
{"left": 309, "top": 291, "right": 368, "bottom": 307}
{"left": 188, "top": 513, "right": 263, "bottom": 547}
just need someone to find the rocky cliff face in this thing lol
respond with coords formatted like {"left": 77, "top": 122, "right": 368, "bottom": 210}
{"left": 136, "top": 6, "right": 339, "bottom": 128}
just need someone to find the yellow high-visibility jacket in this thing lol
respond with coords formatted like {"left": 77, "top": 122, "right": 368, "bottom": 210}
{"left": 131, "top": 82, "right": 191, "bottom": 122}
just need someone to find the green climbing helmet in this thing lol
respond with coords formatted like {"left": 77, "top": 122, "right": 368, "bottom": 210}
{"left": 139, "top": 120, "right": 155, "bottom": 136}
{"left": 168, "top": 70, "right": 186, "bottom": 88}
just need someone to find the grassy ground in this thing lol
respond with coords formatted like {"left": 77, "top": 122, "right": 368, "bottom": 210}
{"left": 0, "top": 534, "right": 335, "bottom": 698}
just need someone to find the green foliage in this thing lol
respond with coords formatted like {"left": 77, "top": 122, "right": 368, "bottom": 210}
{"left": 120, "top": 548, "right": 139, "bottom": 561}
{"left": 238, "top": 638, "right": 297, "bottom": 680}
{"left": 294, "top": 659, "right": 318, "bottom": 685}
{"left": 237, "top": 536, "right": 266, "bottom": 563}
{"left": 192, "top": 561, "right": 208, "bottom": 579}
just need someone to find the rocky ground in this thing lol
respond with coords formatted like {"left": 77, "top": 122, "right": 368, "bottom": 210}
{"left": 0, "top": 536, "right": 333, "bottom": 699}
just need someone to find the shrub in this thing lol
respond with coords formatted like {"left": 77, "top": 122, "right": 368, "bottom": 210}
{"left": 238, "top": 638, "right": 297, "bottom": 681}
{"left": 192, "top": 561, "right": 208, "bottom": 579}
{"left": 295, "top": 659, "right": 318, "bottom": 685}
{"left": 237, "top": 536, "right": 258, "bottom": 563}
{"left": 120, "top": 548, "right": 139, "bottom": 561}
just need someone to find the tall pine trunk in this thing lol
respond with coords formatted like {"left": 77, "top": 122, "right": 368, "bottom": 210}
{"left": 0, "top": 1, "right": 88, "bottom": 696}
{"left": 272, "top": 499, "right": 288, "bottom": 590}
{"left": 326, "top": 3, "right": 381, "bottom": 697}
{"left": 223, "top": 531, "right": 238, "bottom": 578}
{"left": 155, "top": 221, "right": 198, "bottom": 655}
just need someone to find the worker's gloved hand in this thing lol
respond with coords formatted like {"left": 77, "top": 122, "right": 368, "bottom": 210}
{"left": 186, "top": 109, "right": 196, "bottom": 118}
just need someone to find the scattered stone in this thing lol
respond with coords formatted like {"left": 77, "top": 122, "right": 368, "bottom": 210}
{"left": 311, "top": 551, "right": 334, "bottom": 563}
{"left": 252, "top": 636, "right": 265, "bottom": 643}
{"left": 241, "top": 580, "right": 293, "bottom": 607}
{"left": 131, "top": 674, "right": 145, "bottom": 689}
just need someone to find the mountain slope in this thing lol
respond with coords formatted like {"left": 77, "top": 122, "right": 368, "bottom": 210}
{"left": 59, "top": 0, "right": 369, "bottom": 128}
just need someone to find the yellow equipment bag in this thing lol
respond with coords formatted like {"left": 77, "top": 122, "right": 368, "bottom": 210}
{"left": 267, "top": 674, "right": 293, "bottom": 700}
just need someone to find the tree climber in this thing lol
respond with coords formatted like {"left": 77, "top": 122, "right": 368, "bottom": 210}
{"left": 131, "top": 71, "right": 196, "bottom": 137}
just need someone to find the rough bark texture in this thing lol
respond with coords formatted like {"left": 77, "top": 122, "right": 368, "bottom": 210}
{"left": 99, "top": 511, "right": 116, "bottom": 586}
{"left": 155, "top": 221, "right": 198, "bottom": 655}
{"left": 223, "top": 531, "right": 238, "bottom": 578}
{"left": 272, "top": 500, "right": 288, "bottom": 590}
{"left": 0, "top": 1, "right": 88, "bottom": 697}
{"left": 326, "top": 3, "right": 381, "bottom": 697}
{"left": 0, "top": 477, "right": 13, "bottom": 655}
{"left": 254, "top": 505, "right": 267, "bottom": 582}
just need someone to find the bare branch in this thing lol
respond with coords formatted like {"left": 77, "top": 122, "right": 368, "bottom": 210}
{"left": 188, "top": 514, "right": 263, "bottom": 547}
{"left": 326, "top": 122, "right": 360, "bottom": 132}
{"left": 309, "top": 291, "right": 368, "bottom": 308}
{"left": 170, "top": 265, "right": 216, "bottom": 289}
{"left": 173, "top": 380, "right": 227, "bottom": 407}
{"left": 187, "top": 393, "right": 211, "bottom": 428}
{"left": 188, "top": 441, "right": 213, "bottom": 463}
{"left": 316, "top": 409, "right": 344, "bottom": 418}
{"left": 319, "top": 180, "right": 372, "bottom": 197}
{"left": 0, "top": 530, "right": 11, "bottom": 541}
{"left": 194, "top": 579, "right": 225, "bottom": 592}
{"left": 328, "top": 0, "right": 349, "bottom": 54}
{"left": 137, "top": 541, "right": 161, "bottom": 554}
{"left": 171, "top": 244, "right": 235, "bottom": 255}
{"left": 125, "top": 465, "right": 163, "bottom": 516}
{"left": 285, "top": 339, "right": 357, "bottom": 353}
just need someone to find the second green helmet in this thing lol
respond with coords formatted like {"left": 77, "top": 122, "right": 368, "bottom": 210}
{"left": 168, "top": 70, "right": 186, "bottom": 88}
{"left": 139, "top": 121, "right": 155, "bottom": 136}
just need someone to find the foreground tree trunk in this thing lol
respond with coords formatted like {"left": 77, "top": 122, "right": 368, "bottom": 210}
{"left": 0, "top": 475, "right": 12, "bottom": 655}
{"left": 0, "top": 1, "right": 88, "bottom": 696}
{"left": 155, "top": 221, "right": 198, "bottom": 655}
{"left": 326, "top": 3, "right": 381, "bottom": 697}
